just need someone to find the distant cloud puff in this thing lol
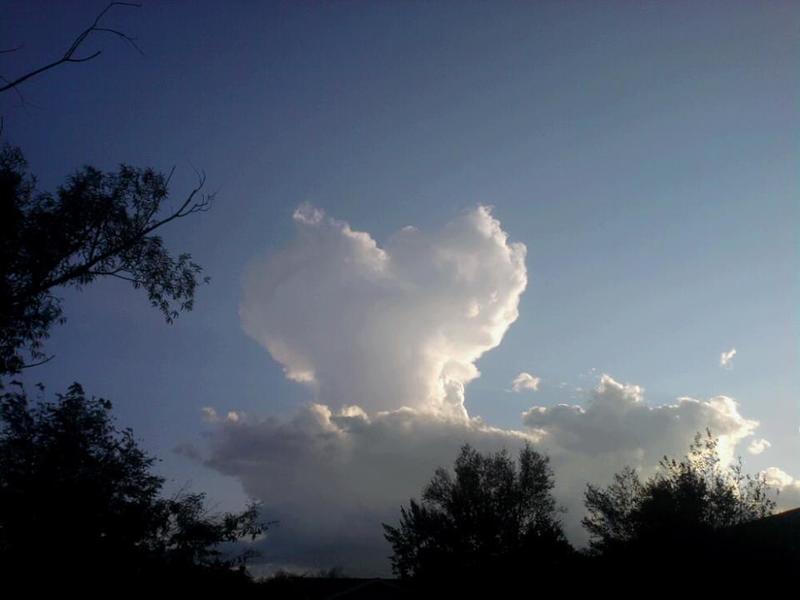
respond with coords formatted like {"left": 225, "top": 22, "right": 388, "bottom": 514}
{"left": 511, "top": 371, "right": 540, "bottom": 392}
{"left": 720, "top": 347, "right": 737, "bottom": 369}
{"left": 761, "top": 467, "right": 800, "bottom": 510}
{"left": 748, "top": 438, "right": 771, "bottom": 455}
{"left": 200, "top": 406, "right": 218, "bottom": 422}
{"left": 200, "top": 406, "right": 242, "bottom": 424}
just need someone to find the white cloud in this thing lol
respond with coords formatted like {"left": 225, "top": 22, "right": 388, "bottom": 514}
{"left": 523, "top": 374, "right": 757, "bottom": 466}
{"left": 747, "top": 438, "right": 771, "bottom": 455}
{"left": 762, "top": 466, "right": 794, "bottom": 488}
{"left": 240, "top": 204, "right": 527, "bottom": 420}
{"left": 201, "top": 406, "right": 218, "bottom": 422}
{"left": 761, "top": 467, "right": 800, "bottom": 510}
{"left": 720, "top": 347, "right": 737, "bottom": 369}
{"left": 200, "top": 406, "right": 243, "bottom": 424}
{"left": 511, "top": 372, "right": 540, "bottom": 392}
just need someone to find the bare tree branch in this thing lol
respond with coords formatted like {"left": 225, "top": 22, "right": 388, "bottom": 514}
{"left": 89, "top": 272, "right": 147, "bottom": 285}
{"left": 0, "top": 2, "right": 142, "bottom": 96}
{"left": 19, "top": 354, "right": 56, "bottom": 369}
{"left": 0, "top": 75, "right": 28, "bottom": 106}
{"left": 0, "top": 45, "right": 24, "bottom": 55}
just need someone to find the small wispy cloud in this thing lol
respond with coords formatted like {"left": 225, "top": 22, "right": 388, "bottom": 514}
{"left": 200, "top": 406, "right": 242, "bottom": 423}
{"left": 720, "top": 347, "right": 736, "bottom": 369}
{"left": 511, "top": 372, "right": 540, "bottom": 392}
{"left": 747, "top": 438, "right": 771, "bottom": 455}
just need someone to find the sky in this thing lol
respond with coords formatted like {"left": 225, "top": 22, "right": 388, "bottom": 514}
{"left": 2, "top": 0, "right": 798, "bottom": 576}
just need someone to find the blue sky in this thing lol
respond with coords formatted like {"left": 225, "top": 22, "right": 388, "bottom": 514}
{"left": 3, "top": 1, "right": 798, "bottom": 573}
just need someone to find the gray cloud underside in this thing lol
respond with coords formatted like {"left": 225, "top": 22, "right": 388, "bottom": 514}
{"left": 192, "top": 373, "right": 788, "bottom": 575}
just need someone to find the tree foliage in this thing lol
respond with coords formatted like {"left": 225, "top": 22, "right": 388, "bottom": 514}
{"left": 0, "top": 143, "right": 211, "bottom": 375}
{"left": 583, "top": 430, "right": 776, "bottom": 560}
{"left": 383, "top": 444, "right": 573, "bottom": 580}
{"left": 0, "top": 382, "right": 264, "bottom": 585}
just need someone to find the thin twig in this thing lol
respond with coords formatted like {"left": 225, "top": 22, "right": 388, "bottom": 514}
{"left": 20, "top": 354, "right": 56, "bottom": 369}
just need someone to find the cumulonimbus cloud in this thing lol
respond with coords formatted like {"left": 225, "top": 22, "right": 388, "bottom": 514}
{"left": 240, "top": 204, "right": 527, "bottom": 419}
{"left": 187, "top": 206, "right": 789, "bottom": 575}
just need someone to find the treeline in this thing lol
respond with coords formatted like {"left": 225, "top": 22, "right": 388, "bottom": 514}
{"left": 382, "top": 434, "right": 796, "bottom": 588}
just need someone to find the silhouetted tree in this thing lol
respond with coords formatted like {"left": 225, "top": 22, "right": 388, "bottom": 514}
{"left": 0, "top": 4, "right": 210, "bottom": 377}
{"left": 0, "top": 143, "right": 211, "bottom": 375}
{"left": 583, "top": 430, "right": 776, "bottom": 561}
{"left": 383, "top": 444, "right": 573, "bottom": 580}
{"left": 0, "top": 382, "right": 265, "bottom": 586}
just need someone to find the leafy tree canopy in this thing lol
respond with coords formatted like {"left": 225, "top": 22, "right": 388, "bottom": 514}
{"left": 0, "top": 143, "right": 210, "bottom": 375}
{"left": 383, "top": 444, "right": 573, "bottom": 580}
